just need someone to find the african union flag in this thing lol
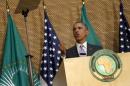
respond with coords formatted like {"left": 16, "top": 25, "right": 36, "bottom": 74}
{"left": 0, "top": 13, "right": 41, "bottom": 86}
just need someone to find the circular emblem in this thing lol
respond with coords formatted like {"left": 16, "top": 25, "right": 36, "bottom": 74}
{"left": 89, "top": 49, "right": 122, "bottom": 82}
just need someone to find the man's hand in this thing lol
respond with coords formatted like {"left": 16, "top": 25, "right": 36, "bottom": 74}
{"left": 60, "top": 42, "right": 66, "bottom": 56}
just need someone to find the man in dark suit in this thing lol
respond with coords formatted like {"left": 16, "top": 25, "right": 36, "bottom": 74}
{"left": 66, "top": 22, "right": 102, "bottom": 58}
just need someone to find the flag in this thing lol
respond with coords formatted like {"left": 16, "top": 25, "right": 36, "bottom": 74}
{"left": 81, "top": 0, "right": 101, "bottom": 46}
{"left": 0, "top": 14, "right": 41, "bottom": 86}
{"left": 40, "top": 10, "right": 62, "bottom": 86}
{"left": 119, "top": 1, "right": 130, "bottom": 53}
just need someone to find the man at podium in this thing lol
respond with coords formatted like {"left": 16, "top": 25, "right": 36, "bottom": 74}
{"left": 66, "top": 22, "right": 102, "bottom": 58}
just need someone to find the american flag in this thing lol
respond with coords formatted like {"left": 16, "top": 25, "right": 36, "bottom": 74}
{"left": 119, "top": 1, "right": 130, "bottom": 53}
{"left": 40, "top": 11, "right": 62, "bottom": 86}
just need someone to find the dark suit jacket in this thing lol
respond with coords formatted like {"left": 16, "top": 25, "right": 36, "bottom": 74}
{"left": 66, "top": 43, "right": 102, "bottom": 58}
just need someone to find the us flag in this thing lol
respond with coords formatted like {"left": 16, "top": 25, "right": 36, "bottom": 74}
{"left": 40, "top": 10, "right": 62, "bottom": 86}
{"left": 119, "top": 1, "right": 130, "bottom": 53}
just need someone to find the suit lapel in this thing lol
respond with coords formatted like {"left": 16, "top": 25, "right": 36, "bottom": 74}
{"left": 73, "top": 45, "right": 79, "bottom": 57}
{"left": 87, "top": 43, "right": 93, "bottom": 56}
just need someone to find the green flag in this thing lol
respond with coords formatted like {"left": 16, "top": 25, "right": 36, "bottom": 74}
{"left": 0, "top": 14, "right": 41, "bottom": 86}
{"left": 81, "top": 1, "right": 101, "bottom": 46}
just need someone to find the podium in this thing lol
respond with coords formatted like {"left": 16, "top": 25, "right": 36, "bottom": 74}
{"left": 53, "top": 53, "right": 130, "bottom": 86}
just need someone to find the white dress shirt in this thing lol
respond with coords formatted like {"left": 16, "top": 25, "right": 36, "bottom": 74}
{"left": 76, "top": 41, "right": 87, "bottom": 56}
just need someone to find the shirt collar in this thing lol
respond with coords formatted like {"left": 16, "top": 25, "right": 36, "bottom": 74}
{"left": 76, "top": 41, "right": 87, "bottom": 48}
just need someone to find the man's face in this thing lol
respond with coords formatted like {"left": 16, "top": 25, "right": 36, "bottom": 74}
{"left": 73, "top": 22, "right": 88, "bottom": 43}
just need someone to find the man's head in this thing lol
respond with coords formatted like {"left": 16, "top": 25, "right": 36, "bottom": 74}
{"left": 73, "top": 22, "right": 88, "bottom": 43}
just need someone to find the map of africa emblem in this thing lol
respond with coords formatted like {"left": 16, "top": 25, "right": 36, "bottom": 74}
{"left": 89, "top": 49, "right": 122, "bottom": 82}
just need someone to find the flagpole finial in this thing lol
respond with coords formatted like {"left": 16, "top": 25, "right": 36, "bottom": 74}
{"left": 43, "top": 5, "right": 46, "bottom": 10}
{"left": 42, "top": 0, "right": 46, "bottom": 10}
{"left": 82, "top": 0, "right": 85, "bottom": 5}
{"left": 6, "top": 0, "right": 10, "bottom": 13}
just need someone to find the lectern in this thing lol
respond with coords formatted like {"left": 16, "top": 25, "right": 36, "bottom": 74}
{"left": 53, "top": 53, "right": 130, "bottom": 86}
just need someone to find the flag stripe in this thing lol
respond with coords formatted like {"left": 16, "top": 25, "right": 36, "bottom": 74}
{"left": 40, "top": 10, "right": 62, "bottom": 86}
{"left": 119, "top": 1, "right": 130, "bottom": 53}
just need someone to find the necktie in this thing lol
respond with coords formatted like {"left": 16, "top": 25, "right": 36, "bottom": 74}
{"left": 79, "top": 45, "right": 86, "bottom": 56}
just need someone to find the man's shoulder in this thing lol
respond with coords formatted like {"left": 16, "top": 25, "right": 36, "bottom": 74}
{"left": 66, "top": 45, "right": 79, "bottom": 58}
{"left": 67, "top": 45, "right": 77, "bottom": 52}
{"left": 88, "top": 43, "right": 102, "bottom": 49}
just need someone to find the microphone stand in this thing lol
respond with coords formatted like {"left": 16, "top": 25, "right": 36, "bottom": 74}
{"left": 22, "top": 9, "right": 34, "bottom": 86}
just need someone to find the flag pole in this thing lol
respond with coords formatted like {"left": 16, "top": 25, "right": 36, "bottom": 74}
{"left": 82, "top": 0, "right": 85, "bottom": 4}
{"left": 6, "top": 1, "right": 34, "bottom": 86}
{"left": 43, "top": 0, "right": 46, "bottom": 11}
{"left": 6, "top": 0, "right": 10, "bottom": 14}
{"left": 21, "top": 9, "right": 34, "bottom": 86}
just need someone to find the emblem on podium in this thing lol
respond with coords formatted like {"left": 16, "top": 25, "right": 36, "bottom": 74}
{"left": 89, "top": 49, "right": 122, "bottom": 82}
